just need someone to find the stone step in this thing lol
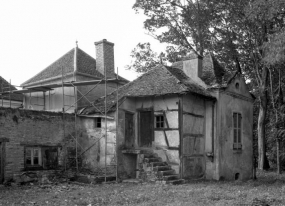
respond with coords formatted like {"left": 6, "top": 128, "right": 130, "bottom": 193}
{"left": 153, "top": 165, "right": 172, "bottom": 171}
{"left": 162, "top": 175, "right": 179, "bottom": 181}
{"left": 157, "top": 169, "right": 176, "bottom": 176}
{"left": 150, "top": 162, "right": 168, "bottom": 167}
{"left": 144, "top": 157, "right": 162, "bottom": 163}
{"left": 166, "top": 179, "right": 185, "bottom": 185}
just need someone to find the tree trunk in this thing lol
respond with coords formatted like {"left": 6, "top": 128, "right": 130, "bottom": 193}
{"left": 258, "top": 67, "right": 269, "bottom": 170}
{"left": 277, "top": 138, "right": 281, "bottom": 174}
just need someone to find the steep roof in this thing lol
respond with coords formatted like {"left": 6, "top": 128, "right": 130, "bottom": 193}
{"left": 0, "top": 76, "right": 23, "bottom": 101}
{"left": 21, "top": 47, "right": 104, "bottom": 86}
{"left": 80, "top": 65, "right": 214, "bottom": 115}
{"left": 171, "top": 54, "right": 226, "bottom": 87}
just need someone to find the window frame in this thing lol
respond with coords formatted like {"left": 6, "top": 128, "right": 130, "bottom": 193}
{"left": 95, "top": 117, "right": 102, "bottom": 128}
{"left": 25, "top": 147, "right": 42, "bottom": 168}
{"left": 233, "top": 112, "right": 242, "bottom": 150}
{"left": 24, "top": 146, "right": 59, "bottom": 170}
{"left": 155, "top": 115, "right": 165, "bottom": 129}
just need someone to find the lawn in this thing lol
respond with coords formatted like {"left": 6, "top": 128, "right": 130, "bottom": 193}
{"left": 0, "top": 170, "right": 285, "bottom": 206}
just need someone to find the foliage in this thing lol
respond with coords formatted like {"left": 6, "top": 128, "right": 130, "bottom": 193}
{"left": 130, "top": 0, "right": 285, "bottom": 170}
{"left": 263, "top": 29, "right": 285, "bottom": 65}
{"left": 125, "top": 42, "right": 166, "bottom": 73}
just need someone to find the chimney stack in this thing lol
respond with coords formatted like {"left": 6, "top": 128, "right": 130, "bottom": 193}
{"left": 94, "top": 39, "right": 115, "bottom": 78}
{"left": 181, "top": 53, "right": 207, "bottom": 88}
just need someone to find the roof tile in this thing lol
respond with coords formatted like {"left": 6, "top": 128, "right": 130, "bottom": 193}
{"left": 80, "top": 65, "right": 214, "bottom": 115}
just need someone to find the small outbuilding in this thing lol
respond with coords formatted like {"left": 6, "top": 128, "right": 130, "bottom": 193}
{"left": 79, "top": 54, "right": 254, "bottom": 182}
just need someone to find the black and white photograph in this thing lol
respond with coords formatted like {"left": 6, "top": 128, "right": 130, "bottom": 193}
{"left": 0, "top": 0, "right": 285, "bottom": 205}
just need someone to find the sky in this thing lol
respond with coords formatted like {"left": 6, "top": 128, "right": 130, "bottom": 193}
{"left": 0, "top": 0, "right": 166, "bottom": 87}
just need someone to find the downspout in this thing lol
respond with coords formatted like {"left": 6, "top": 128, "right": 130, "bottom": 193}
{"left": 212, "top": 101, "right": 215, "bottom": 156}
{"left": 178, "top": 94, "right": 183, "bottom": 179}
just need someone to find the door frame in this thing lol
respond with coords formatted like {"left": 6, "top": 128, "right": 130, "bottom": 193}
{"left": 137, "top": 108, "right": 154, "bottom": 147}
{"left": 0, "top": 138, "right": 8, "bottom": 184}
{"left": 124, "top": 111, "right": 135, "bottom": 148}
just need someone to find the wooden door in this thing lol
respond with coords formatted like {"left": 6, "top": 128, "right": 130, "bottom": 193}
{"left": 125, "top": 112, "right": 134, "bottom": 148}
{"left": 139, "top": 111, "right": 153, "bottom": 147}
{"left": 0, "top": 143, "right": 3, "bottom": 184}
{"left": 182, "top": 113, "right": 205, "bottom": 179}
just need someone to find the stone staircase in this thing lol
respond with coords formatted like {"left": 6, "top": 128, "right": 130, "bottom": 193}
{"left": 141, "top": 152, "right": 184, "bottom": 185}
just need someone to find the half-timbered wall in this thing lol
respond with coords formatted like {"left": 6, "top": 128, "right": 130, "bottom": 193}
{"left": 135, "top": 95, "right": 180, "bottom": 172}
{"left": 181, "top": 94, "right": 206, "bottom": 179}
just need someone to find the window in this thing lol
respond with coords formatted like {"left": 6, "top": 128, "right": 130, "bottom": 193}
{"left": 95, "top": 117, "right": 102, "bottom": 128}
{"left": 155, "top": 115, "right": 164, "bottom": 128}
{"left": 25, "top": 146, "right": 59, "bottom": 170}
{"left": 233, "top": 112, "right": 242, "bottom": 150}
{"left": 25, "top": 147, "right": 42, "bottom": 167}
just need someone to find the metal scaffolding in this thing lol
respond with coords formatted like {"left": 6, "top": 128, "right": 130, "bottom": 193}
{"left": 0, "top": 69, "right": 122, "bottom": 182}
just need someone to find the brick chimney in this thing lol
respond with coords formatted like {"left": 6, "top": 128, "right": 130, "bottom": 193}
{"left": 94, "top": 39, "right": 115, "bottom": 78}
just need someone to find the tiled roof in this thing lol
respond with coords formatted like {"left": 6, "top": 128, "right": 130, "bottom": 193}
{"left": 0, "top": 76, "right": 23, "bottom": 101}
{"left": 171, "top": 54, "right": 226, "bottom": 86}
{"left": 80, "top": 65, "right": 214, "bottom": 115}
{"left": 21, "top": 48, "right": 104, "bottom": 86}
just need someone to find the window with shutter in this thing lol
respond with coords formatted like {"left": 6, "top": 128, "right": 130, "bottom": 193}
{"left": 233, "top": 112, "right": 242, "bottom": 150}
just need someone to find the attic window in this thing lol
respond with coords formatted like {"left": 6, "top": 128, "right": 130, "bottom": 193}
{"left": 235, "top": 82, "right": 240, "bottom": 90}
{"left": 155, "top": 115, "right": 164, "bottom": 128}
{"left": 95, "top": 117, "right": 102, "bottom": 128}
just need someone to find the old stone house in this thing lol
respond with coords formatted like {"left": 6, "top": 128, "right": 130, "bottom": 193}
{"left": 80, "top": 54, "right": 254, "bottom": 182}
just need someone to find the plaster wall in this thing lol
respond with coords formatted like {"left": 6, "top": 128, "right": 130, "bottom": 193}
{"left": 78, "top": 115, "right": 116, "bottom": 174}
{"left": 217, "top": 79, "right": 253, "bottom": 180}
{"left": 204, "top": 100, "right": 216, "bottom": 179}
{"left": 117, "top": 98, "right": 137, "bottom": 179}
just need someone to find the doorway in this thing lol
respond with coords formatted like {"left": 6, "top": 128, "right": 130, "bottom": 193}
{"left": 0, "top": 142, "right": 4, "bottom": 184}
{"left": 139, "top": 111, "right": 153, "bottom": 147}
{"left": 125, "top": 112, "right": 135, "bottom": 148}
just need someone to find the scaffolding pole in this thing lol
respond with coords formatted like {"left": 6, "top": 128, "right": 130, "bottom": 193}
{"left": 1, "top": 80, "right": 3, "bottom": 107}
{"left": 116, "top": 67, "right": 119, "bottom": 182}
{"left": 54, "top": 67, "right": 120, "bottom": 181}
{"left": 105, "top": 66, "right": 107, "bottom": 182}
{"left": 61, "top": 67, "right": 66, "bottom": 171}
{"left": 74, "top": 70, "right": 78, "bottom": 172}
{"left": 9, "top": 79, "right": 11, "bottom": 108}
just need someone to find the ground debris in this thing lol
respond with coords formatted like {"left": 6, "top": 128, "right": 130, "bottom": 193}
{"left": 0, "top": 170, "right": 285, "bottom": 206}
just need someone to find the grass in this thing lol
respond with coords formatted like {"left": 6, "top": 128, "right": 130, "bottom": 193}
{"left": 0, "top": 170, "right": 285, "bottom": 206}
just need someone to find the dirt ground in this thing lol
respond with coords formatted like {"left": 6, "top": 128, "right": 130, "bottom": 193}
{"left": 0, "top": 170, "right": 285, "bottom": 206}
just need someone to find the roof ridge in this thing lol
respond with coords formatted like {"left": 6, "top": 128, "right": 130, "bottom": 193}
{"left": 21, "top": 48, "right": 75, "bottom": 86}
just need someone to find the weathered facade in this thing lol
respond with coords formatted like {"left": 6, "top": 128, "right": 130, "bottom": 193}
{"left": 81, "top": 54, "right": 254, "bottom": 181}
{"left": 0, "top": 51, "right": 253, "bottom": 184}
{"left": 0, "top": 39, "right": 127, "bottom": 184}
{"left": 0, "top": 107, "right": 116, "bottom": 183}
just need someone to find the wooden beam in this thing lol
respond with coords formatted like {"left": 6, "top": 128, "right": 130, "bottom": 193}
{"left": 183, "top": 111, "right": 204, "bottom": 118}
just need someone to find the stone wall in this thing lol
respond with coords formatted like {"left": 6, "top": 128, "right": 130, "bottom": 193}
{"left": 0, "top": 107, "right": 116, "bottom": 182}
{"left": 0, "top": 107, "right": 75, "bottom": 181}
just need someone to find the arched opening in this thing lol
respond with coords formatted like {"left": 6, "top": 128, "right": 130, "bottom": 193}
{"left": 235, "top": 173, "right": 240, "bottom": 180}
{"left": 235, "top": 82, "right": 240, "bottom": 90}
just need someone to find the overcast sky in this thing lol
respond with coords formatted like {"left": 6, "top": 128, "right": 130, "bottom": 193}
{"left": 0, "top": 0, "right": 165, "bottom": 87}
